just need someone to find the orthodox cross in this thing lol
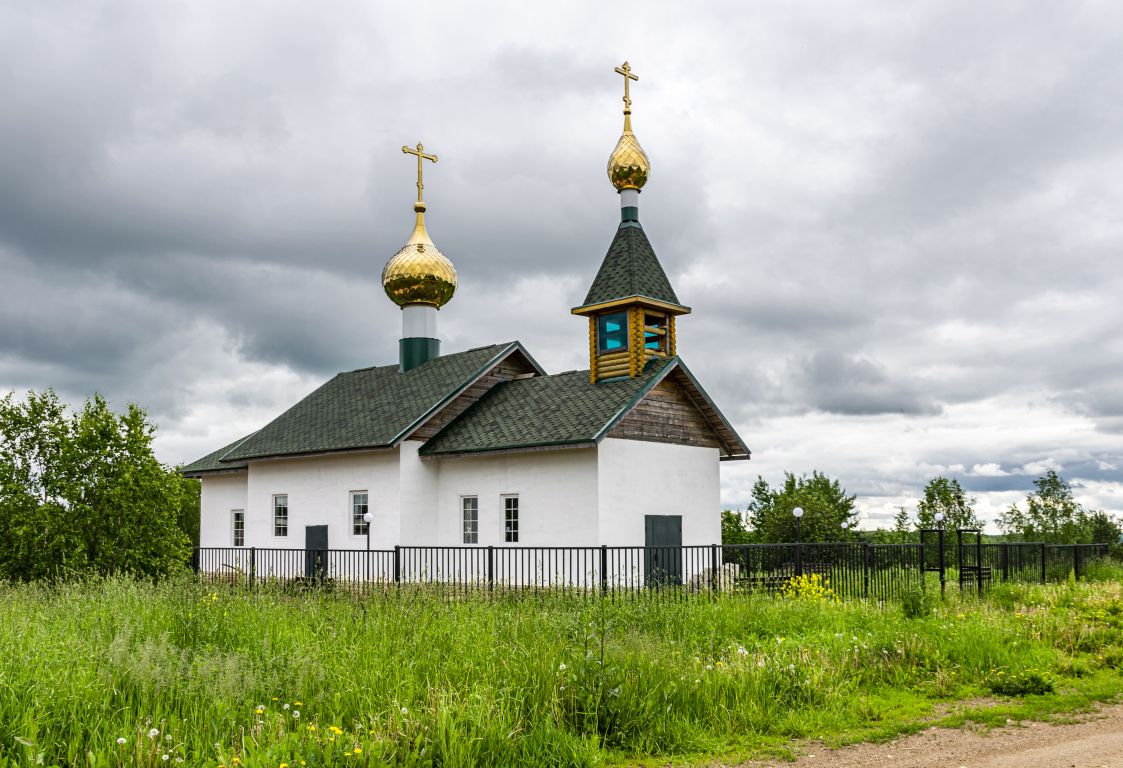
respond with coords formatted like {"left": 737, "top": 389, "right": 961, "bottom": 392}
{"left": 402, "top": 142, "right": 438, "bottom": 202}
{"left": 614, "top": 61, "right": 639, "bottom": 113}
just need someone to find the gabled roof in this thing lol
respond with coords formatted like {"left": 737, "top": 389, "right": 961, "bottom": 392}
{"left": 573, "top": 223, "right": 689, "bottom": 313}
{"left": 420, "top": 356, "right": 749, "bottom": 460}
{"left": 181, "top": 342, "right": 542, "bottom": 472}
{"left": 180, "top": 436, "right": 250, "bottom": 477}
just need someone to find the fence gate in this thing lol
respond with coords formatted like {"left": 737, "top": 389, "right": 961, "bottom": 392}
{"left": 919, "top": 527, "right": 946, "bottom": 595}
{"left": 957, "top": 528, "right": 985, "bottom": 595}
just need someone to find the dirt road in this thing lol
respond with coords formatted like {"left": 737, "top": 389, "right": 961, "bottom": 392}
{"left": 736, "top": 704, "right": 1123, "bottom": 768}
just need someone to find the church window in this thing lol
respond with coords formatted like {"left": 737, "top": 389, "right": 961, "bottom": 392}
{"left": 644, "top": 313, "right": 668, "bottom": 353}
{"left": 232, "top": 510, "right": 244, "bottom": 547}
{"left": 462, "top": 496, "right": 479, "bottom": 544}
{"left": 504, "top": 495, "right": 519, "bottom": 543}
{"left": 351, "top": 491, "right": 369, "bottom": 536}
{"left": 597, "top": 312, "right": 629, "bottom": 353}
{"left": 273, "top": 494, "right": 288, "bottom": 537}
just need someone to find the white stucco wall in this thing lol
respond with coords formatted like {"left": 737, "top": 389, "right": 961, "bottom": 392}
{"left": 596, "top": 438, "right": 721, "bottom": 546}
{"left": 242, "top": 451, "right": 401, "bottom": 552}
{"left": 398, "top": 440, "right": 439, "bottom": 545}
{"left": 199, "top": 472, "right": 248, "bottom": 548}
{"left": 433, "top": 447, "right": 599, "bottom": 547}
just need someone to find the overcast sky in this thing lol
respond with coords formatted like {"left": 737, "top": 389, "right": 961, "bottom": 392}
{"left": 2, "top": 1, "right": 1122, "bottom": 529}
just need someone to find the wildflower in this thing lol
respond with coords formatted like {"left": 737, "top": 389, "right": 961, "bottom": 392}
{"left": 776, "top": 637, "right": 784, "bottom": 644}
{"left": 162, "top": 755, "right": 170, "bottom": 761}
{"left": 255, "top": 705, "right": 265, "bottom": 714}
{"left": 558, "top": 663, "right": 567, "bottom": 672}
{"left": 165, "top": 735, "right": 172, "bottom": 742}
{"left": 149, "top": 729, "right": 160, "bottom": 739}
{"left": 354, "top": 748, "right": 363, "bottom": 755}
{"left": 736, "top": 645, "right": 748, "bottom": 656}
{"left": 294, "top": 701, "right": 302, "bottom": 706}
{"left": 705, "top": 664, "right": 713, "bottom": 671}
{"left": 117, "top": 737, "right": 127, "bottom": 745}
{"left": 788, "top": 664, "right": 795, "bottom": 671}
{"left": 176, "top": 759, "right": 184, "bottom": 764}
{"left": 292, "top": 710, "right": 300, "bottom": 719}
{"left": 400, "top": 706, "right": 408, "bottom": 716}
{"left": 329, "top": 726, "right": 344, "bottom": 736}
{"left": 307, "top": 725, "right": 317, "bottom": 732}
{"left": 232, "top": 759, "right": 242, "bottom": 766}
{"left": 283, "top": 703, "right": 290, "bottom": 710}
{"left": 280, "top": 764, "right": 289, "bottom": 768}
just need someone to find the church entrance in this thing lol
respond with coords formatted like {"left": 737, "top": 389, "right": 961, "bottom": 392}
{"left": 644, "top": 515, "right": 682, "bottom": 586}
{"left": 305, "top": 525, "right": 328, "bottom": 579}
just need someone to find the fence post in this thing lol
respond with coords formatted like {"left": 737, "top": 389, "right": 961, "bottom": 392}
{"left": 394, "top": 545, "right": 401, "bottom": 585}
{"left": 1040, "top": 543, "right": 1047, "bottom": 584}
{"left": 599, "top": 545, "right": 608, "bottom": 596}
{"left": 862, "top": 542, "right": 870, "bottom": 599}
{"left": 487, "top": 545, "right": 495, "bottom": 592}
{"left": 710, "top": 544, "right": 719, "bottom": 595}
{"left": 976, "top": 532, "right": 984, "bottom": 596}
{"left": 249, "top": 546, "right": 256, "bottom": 588}
{"left": 1001, "top": 542, "right": 1010, "bottom": 583}
{"left": 1074, "top": 545, "right": 1082, "bottom": 581}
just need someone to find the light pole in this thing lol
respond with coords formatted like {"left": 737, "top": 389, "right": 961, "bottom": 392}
{"left": 935, "top": 512, "right": 946, "bottom": 597}
{"left": 793, "top": 507, "right": 804, "bottom": 577}
{"left": 363, "top": 511, "right": 373, "bottom": 584}
{"left": 840, "top": 521, "right": 849, "bottom": 542}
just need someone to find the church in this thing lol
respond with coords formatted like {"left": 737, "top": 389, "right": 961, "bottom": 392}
{"left": 183, "top": 63, "right": 750, "bottom": 561}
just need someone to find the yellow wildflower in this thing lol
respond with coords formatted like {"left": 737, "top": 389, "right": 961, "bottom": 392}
{"left": 353, "top": 748, "right": 362, "bottom": 755}
{"left": 280, "top": 764, "right": 289, "bottom": 768}
{"left": 329, "top": 726, "right": 343, "bottom": 735}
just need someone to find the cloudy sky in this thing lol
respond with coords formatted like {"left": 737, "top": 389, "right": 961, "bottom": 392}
{"left": 3, "top": 1, "right": 1122, "bottom": 529}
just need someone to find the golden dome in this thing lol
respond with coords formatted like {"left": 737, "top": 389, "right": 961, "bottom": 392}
{"left": 381, "top": 202, "right": 457, "bottom": 308}
{"left": 607, "top": 119, "right": 650, "bottom": 191}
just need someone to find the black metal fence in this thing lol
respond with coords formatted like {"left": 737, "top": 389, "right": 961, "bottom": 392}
{"left": 192, "top": 537, "right": 1111, "bottom": 601}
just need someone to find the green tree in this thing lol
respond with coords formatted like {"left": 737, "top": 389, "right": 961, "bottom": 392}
{"left": 0, "top": 389, "right": 192, "bottom": 581}
{"left": 720, "top": 509, "right": 751, "bottom": 545}
{"left": 998, "top": 470, "right": 1088, "bottom": 543}
{"left": 916, "top": 476, "right": 982, "bottom": 531}
{"left": 1085, "top": 511, "right": 1121, "bottom": 547}
{"left": 746, "top": 471, "right": 857, "bottom": 543}
{"left": 892, "top": 507, "right": 914, "bottom": 542}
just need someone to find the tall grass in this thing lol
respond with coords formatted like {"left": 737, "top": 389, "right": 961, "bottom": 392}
{"left": 1, "top": 575, "right": 1121, "bottom": 767}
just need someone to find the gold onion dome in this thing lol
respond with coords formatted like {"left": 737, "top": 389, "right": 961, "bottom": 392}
{"left": 608, "top": 123, "right": 650, "bottom": 191}
{"left": 381, "top": 201, "right": 457, "bottom": 308}
{"left": 607, "top": 61, "right": 650, "bottom": 191}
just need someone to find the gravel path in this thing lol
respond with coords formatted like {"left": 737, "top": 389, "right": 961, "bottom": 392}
{"left": 729, "top": 704, "right": 1123, "bottom": 768}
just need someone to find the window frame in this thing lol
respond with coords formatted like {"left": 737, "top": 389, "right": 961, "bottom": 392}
{"left": 350, "top": 490, "right": 369, "bottom": 537}
{"left": 461, "top": 495, "right": 479, "bottom": 545}
{"left": 272, "top": 494, "right": 289, "bottom": 538}
{"left": 597, "top": 312, "right": 630, "bottom": 354}
{"left": 503, "top": 494, "right": 519, "bottom": 543}
{"left": 643, "top": 312, "right": 668, "bottom": 353}
{"left": 232, "top": 509, "right": 245, "bottom": 547}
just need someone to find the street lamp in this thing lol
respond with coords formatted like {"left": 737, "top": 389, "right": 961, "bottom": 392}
{"left": 840, "top": 521, "right": 849, "bottom": 542}
{"left": 793, "top": 507, "right": 804, "bottom": 577}
{"left": 934, "top": 512, "right": 946, "bottom": 597}
{"left": 363, "top": 511, "right": 373, "bottom": 585}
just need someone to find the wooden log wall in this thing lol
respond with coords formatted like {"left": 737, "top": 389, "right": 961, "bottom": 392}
{"left": 607, "top": 376, "right": 724, "bottom": 448}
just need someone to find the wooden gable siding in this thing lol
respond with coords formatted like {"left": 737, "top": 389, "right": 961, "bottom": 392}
{"left": 607, "top": 376, "right": 723, "bottom": 449}
{"left": 409, "top": 357, "right": 537, "bottom": 441}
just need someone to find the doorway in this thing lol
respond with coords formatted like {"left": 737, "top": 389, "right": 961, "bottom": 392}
{"left": 305, "top": 525, "right": 329, "bottom": 579}
{"left": 644, "top": 515, "right": 682, "bottom": 586}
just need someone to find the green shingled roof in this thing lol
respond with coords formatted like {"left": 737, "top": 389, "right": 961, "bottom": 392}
{"left": 420, "top": 357, "right": 677, "bottom": 456}
{"left": 182, "top": 343, "right": 532, "bottom": 469}
{"left": 180, "top": 436, "right": 250, "bottom": 476}
{"left": 577, "top": 223, "right": 685, "bottom": 310}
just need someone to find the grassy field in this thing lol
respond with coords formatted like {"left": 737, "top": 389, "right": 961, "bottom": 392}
{"left": 1, "top": 568, "right": 1122, "bottom": 768}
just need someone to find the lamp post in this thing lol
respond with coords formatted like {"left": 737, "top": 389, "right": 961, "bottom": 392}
{"left": 793, "top": 507, "right": 804, "bottom": 577}
{"left": 840, "top": 521, "right": 849, "bottom": 542}
{"left": 363, "top": 511, "right": 373, "bottom": 585}
{"left": 935, "top": 512, "right": 946, "bottom": 597}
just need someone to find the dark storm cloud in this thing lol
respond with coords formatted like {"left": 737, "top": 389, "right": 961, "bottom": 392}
{"left": 1, "top": 0, "right": 1121, "bottom": 517}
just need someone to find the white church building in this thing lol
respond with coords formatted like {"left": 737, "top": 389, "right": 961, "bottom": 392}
{"left": 183, "top": 63, "right": 750, "bottom": 572}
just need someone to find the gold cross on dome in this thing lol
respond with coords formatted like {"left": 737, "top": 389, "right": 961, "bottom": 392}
{"left": 614, "top": 61, "right": 639, "bottom": 113}
{"left": 402, "top": 142, "right": 438, "bottom": 202}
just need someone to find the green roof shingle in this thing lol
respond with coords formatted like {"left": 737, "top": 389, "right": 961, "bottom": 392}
{"left": 577, "top": 223, "right": 685, "bottom": 310}
{"left": 420, "top": 357, "right": 675, "bottom": 456}
{"left": 180, "top": 436, "right": 250, "bottom": 475}
{"left": 186, "top": 343, "right": 526, "bottom": 467}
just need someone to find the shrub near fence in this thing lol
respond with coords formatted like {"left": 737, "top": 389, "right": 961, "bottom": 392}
{"left": 193, "top": 540, "right": 1111, "bottom": 600}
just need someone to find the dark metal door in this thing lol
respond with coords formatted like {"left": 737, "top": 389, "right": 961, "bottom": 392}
{"left": 305, "top": 525, "right": 328, "bottom": 579}
{"left": 644, "top": 515, "right": 682, "bottom": 586}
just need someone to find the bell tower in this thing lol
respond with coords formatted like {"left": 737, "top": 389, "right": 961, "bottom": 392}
{"left": 572, "top": 62, "right": 690, "bottom": 383}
